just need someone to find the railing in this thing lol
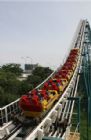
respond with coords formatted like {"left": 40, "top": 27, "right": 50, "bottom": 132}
{"left": 0, "top": 99, "right": 20, "bottom": 125}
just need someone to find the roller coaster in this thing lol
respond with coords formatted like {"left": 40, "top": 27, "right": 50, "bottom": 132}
{"left": 0, "top": 19, "right": 91, "bottom": 140}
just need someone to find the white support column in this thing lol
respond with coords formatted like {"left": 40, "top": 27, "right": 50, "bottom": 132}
{"left": 5, "top": 108, "right": 8, "bottom": 123}
{"left": 57, "top": 104, "right": 62, "bottom": 119}
{"left": 5, "top": 128, "right": 10, "bottom": 135}
{"left": 51, "top": 110, "right": 57, "bottom": 123}
{"left": 43, "top": 118, "right": 52, "bottom": 135}
{"left": 62, "top": 100, "right": 68, "bottom": 121}
{"left": 37, "top": 129, "right": 44, "bottom": 140}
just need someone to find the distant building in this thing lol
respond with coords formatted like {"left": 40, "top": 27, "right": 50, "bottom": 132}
{"left": 24, "top": 63, "right": 38, "bottom": 73}
{"left": 18, "top": 63, "right": 38, "bottom": 81}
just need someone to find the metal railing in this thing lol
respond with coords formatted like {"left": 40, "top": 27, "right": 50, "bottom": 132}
{"left": 0, "top": 99, "right": 20, "bottom": 125}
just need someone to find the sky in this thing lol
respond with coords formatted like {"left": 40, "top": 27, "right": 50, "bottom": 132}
{"left": 0, "top": 1, "right": 91, "bottom": 69}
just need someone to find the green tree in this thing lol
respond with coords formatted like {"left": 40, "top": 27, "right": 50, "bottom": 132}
{"left": 0, "top": 70, "right": 21, "bottom": 106}
{"left": 27, "top": 66, "right": 53, "bottom": 88}
{"left": 27, "top": 75, "right": 41, "bottom": 88}
{"left": 0, "top": 71, "right": 20, "bottom": 94}
{"left": 19, "top": 80, "right": 33, "bottom": 95}
{"left": 1, "top": 63, "right": 23, "bottom": 76}
{"left": 32, "top": 66, "right": 53, "bottom": 80}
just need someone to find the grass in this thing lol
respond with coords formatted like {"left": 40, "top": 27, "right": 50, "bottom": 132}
{"left": 80, "top": 112, "right": 91, "bottom": 140}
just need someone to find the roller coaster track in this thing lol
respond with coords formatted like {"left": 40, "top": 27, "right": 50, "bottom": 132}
{"left": 0, "top": 19, "right": 91, "bottom": 140}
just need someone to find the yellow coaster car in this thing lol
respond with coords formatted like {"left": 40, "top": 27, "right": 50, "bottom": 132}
{"left": 51, "top": 78, "right": 68, "bottom": 92}
{"left": 20, "top": 90, "right": 59, "bottom": 118}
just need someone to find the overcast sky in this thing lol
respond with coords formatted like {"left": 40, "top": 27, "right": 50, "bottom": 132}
{"left": 0, "top": 1, "right": 91, "bottom": 69}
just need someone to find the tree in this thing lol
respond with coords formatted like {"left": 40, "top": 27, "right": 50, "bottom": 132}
{"left": 19, "top": 81, "right": 33, "bottom": 95}
{"left": 1, "top": 63, "right": 23, "bottom": 76}
{"left": 0, "top": 70, "right": 21, "bottom": 106}
{"left": 27, "top": 66, "right": 53, "bottom": 88}
{"left": 32, "top": 66, "right": 53, "bottom": 80}
{"left": 27, "top": 75, "right": 42, "bottom": 88}
{"left": 0, "top": 71, "right": 19, "bottom": 93}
